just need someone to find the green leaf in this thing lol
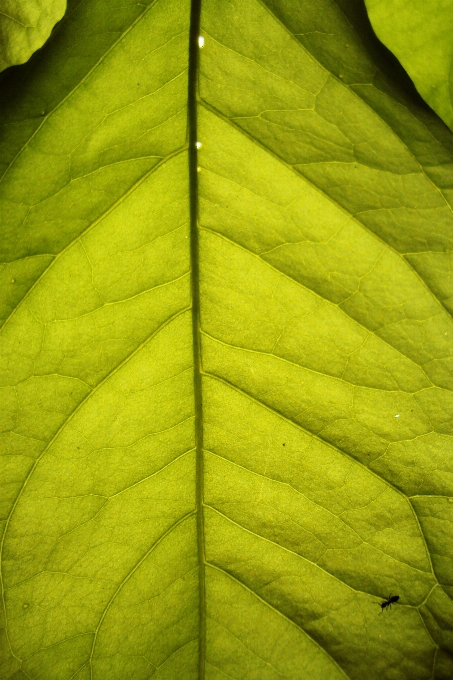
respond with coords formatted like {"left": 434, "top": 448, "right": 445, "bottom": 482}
{"left": 0, "top": 0, "right": 67, "bottom": 72}
{"left": 364, "top": 0, "right": 453, "bottom": 131}
{"left": 1, "top": 0, "right": 453, "bottom": 678}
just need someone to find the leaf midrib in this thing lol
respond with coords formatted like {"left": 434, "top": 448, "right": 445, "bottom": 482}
{"left": 187, "top": 0, "right": 206, "bottom": 677}
{"left": 0, "top": 0, "right": 450, "bottom": 675}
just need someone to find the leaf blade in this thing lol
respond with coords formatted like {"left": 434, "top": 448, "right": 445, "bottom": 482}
{"left": 0, "top": 0, "right": 67, "bottom": 72}
{"left": 1, "top": 0, "right": 453, "bottom": 678}
{"left": 365, "top": 0, "right": 453, "bottom": 131}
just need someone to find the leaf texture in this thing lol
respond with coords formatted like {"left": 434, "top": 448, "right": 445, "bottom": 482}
{"left": 365, "top": 0, "right": 453, "bottom": 131}
{"left": 1, "top": 0, "right": 453, "bottom": 678}
{"left": 0, "top": 0, "right": 67, "bottom": 72}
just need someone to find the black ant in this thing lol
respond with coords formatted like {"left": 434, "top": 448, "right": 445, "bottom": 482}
{"left": 377, "top": 594, "right": 399, "bottom": 613}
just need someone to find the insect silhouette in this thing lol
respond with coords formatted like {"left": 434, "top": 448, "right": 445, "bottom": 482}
{"left": 377, "top": 594, "right": 399, "bottom": 613}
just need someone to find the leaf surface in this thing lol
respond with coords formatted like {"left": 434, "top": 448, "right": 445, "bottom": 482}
{"left": 0, "top": 0, "right": 67, "bottom": 72}
{"left": 1, "top": 0, "right": 453, "bottom": 678}
{"left": 365, "top": 0, "right": 453, "bottom": 130}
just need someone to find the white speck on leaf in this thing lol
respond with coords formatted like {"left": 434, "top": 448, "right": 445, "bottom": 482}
{"left": 395, "top": 414, "right": 400, "bottom": 418}
{"left": 196, "top": 141, "right": 202, "bottom": 148}
{"left": 198, "top": 36, "right": 204, "bottom": 47}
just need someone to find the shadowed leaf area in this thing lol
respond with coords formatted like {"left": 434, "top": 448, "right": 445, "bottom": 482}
{"left": 1, "top": 0, "right": 453, "bottom": 678}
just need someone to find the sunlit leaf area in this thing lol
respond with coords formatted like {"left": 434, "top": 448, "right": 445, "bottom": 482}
{"left": 2, "top": 0, "right": 453, "bottom": 678}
